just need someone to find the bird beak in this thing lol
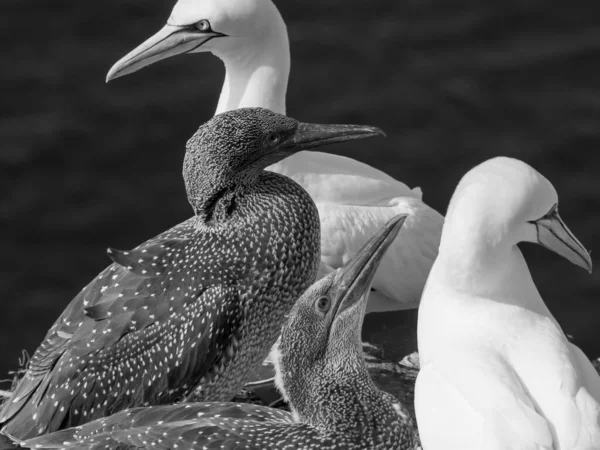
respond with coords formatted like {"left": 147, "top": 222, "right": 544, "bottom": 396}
{"left": 280, "top": 123, "right": 386, "bottom": 154}
{"left": 533, "top": 204, "right": 592, "bottom": 273}
{"left": 106, "top": 24, "right": 224, "bottom": 82}
{"left": 332, "top": 214, "right": 407, "bottom": 317}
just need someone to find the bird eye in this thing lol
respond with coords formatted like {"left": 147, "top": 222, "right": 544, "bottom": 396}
{"left": 315, "top": 296, "right": 331, "bottom": 313}
{"left": 266, "top": 133, "right": 281, "bottom": 146}
{"left": 196, "top": 20, "right": 211, "bottom": 32}
{"left": 528, "top": 202, "right": 558, "bottom": 223}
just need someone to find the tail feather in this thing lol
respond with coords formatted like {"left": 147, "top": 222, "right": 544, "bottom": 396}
{"left": 1, "top": 373, "right": 55, "bottom": 439}
{"left": 1, "top": 401, "right": 40, "bottom": 441}
{"left": 0, "top": 372, "right": 45, "bottom": 427}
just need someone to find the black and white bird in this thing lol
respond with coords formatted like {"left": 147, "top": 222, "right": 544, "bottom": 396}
{"left": 17, "top": 214, "right": 420, "bottom": 450}
{"left": 0, "top": 108, "right": 384, "bottom": 440}
{"left": 106, "top": 0, "right": 444, "bottom": 314}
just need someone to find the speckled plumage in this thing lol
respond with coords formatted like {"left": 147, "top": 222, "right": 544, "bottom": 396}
{"left": 269, "top": 217, "right": 419, "bottom": 450}
{"left": 19, "top": 215, "right": 420, "bottom": 450}
{"left": 0, "top": 109, "right": 324, "bottom": 440}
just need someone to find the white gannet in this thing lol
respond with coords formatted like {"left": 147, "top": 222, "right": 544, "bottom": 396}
{"left": 105, "top": 0, "right": 443, "bottom": 313}
{"left": 415, "top": 156, "right": 598, "bottom": 450}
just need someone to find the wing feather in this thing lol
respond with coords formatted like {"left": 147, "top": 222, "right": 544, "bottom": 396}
{"left": 23, "top": 403, "right": 297, "bottom": 450}
{"left": 1, "top": 219, "right": 246, "bottom": 439}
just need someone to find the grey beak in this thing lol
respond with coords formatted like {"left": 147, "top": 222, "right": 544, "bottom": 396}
{"left": 333, "top": 214, "right": 407, "bottom": 316}
{"left": 532, "top": 204, "right": 592, "bottom": 273}
{"left": 106, "top": 24, "right": 224, "bottom": 82}
{"left": 280, "top": 122, "right": 386, "bottom": 153}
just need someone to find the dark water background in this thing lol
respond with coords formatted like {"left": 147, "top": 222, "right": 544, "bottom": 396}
{"left": 1, "top": 0, "right": 599, "bottom": 380}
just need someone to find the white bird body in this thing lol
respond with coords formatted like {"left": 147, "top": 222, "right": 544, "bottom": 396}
{"left": 274, "top": 151, "right": 441, "bottom": 310}
{"left": 415, "top": 157, "right": 599, "bottom": 450}
{"left": 107, "top": 0, "right": 444, "bottom": 312}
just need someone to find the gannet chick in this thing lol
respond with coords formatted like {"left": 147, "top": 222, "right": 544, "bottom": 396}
{"left": 415, "top": 156, "right": 597, "bottom": 450}
{"left": 17, "top": 215, "right": 420, "bottom": 450}
{"left": 0, "top": 108, "right": 384, "bottom": 440}
{"left": 105, "top": 0, "right": 443, "bottom": 313}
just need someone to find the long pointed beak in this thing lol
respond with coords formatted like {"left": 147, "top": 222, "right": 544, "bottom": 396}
{"left": 533, "top": 205, "right": 592, "bottom": 273}
{"left": 332, "top": 214, "right": 407, "bottom": 317}
{"left": 106, "top": 24, "right": 224, "bottom": 82}
{"left": 280, "top": 123, "right": 385, "bottom": 153}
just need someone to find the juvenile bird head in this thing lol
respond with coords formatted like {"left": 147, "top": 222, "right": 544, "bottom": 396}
{"left": 106, "top": 0, "right": 285, "bottom": 81}
{"left": 273, "top": 214, "right": 407, "bottom": 423}
{"left": 183, "top": 107, "right": 384, "bottom": 218}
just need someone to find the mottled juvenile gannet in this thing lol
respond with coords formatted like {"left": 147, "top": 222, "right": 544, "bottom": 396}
{"left": 17, "top": 215, "right": 420, "bottom": 450}
{"left": 415, "top": 157, "right": 598, "bottom": 449}
{"left": 0, "top": 108, "right": 383, "bottom": 440}
{"left": 105, "top": 0, "right": 443, "bottom": 313}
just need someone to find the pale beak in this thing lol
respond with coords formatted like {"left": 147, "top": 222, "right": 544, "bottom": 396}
{"left": 106, "top": 24, "right": 224, "bottom": 82}
{"left": 332, "top": 214, "right": 407, "bottom": 316}
{"left": 532, "top": 204, "right": 592, "bottom": 273}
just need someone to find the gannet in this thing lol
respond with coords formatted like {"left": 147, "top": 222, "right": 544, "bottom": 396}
{"left": 0, "top": 108, "right": 383, "bottom": 440}
{"left": 16, "top": 215, "right": 420, "bottom": 450}
{"left": 415, "top": 157, "right": 598, "bottom": 449}
{"left": 105, "top": 0, "right": 444, "bottom": 312}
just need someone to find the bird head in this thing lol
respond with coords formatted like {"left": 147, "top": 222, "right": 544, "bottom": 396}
{"left": 443, "top": 156, "right": 592, "bottom": 273}
{"left": 106, "top": 0, "right": 285, "bottom": 81}
{"left": 183, "top": 107, "right": 385, "bottom": 217}
{"left": 273, "top": 214, "right": 406, "bottom": 422}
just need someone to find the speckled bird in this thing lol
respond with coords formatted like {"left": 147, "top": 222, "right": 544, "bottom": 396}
{"left": 0, "top": 108, "right": 384, "bottom": 441}
{"left": 16, "top": 214, "right": 420, "bottom": 450}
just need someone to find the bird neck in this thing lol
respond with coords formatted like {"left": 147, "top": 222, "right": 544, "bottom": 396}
{"left": 193, "top": 184, "right": 238, "bottom": 224}
{"left": 291, "top": 351, "right": 386, "bottom": 436}
{"left": 436, "top": 237, "right": 549, "bottom": 313}
{"left": 185, "top": 161, "right": 261, "bottom": 225}
{"left": 214, "top": 22, "right": 289, "bottom": 115}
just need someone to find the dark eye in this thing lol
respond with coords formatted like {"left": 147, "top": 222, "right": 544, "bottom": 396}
{"left": 528, "top": 203, "right": 558, "bottom": 223}
{"left": 196, "top": 20, "right": 211, "bottom": 32}
{"left": 315, "top": 296, "right": 330, "bottom": 313}
{"left": 266, "top": 133, "right": 281, "bottom": 146}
